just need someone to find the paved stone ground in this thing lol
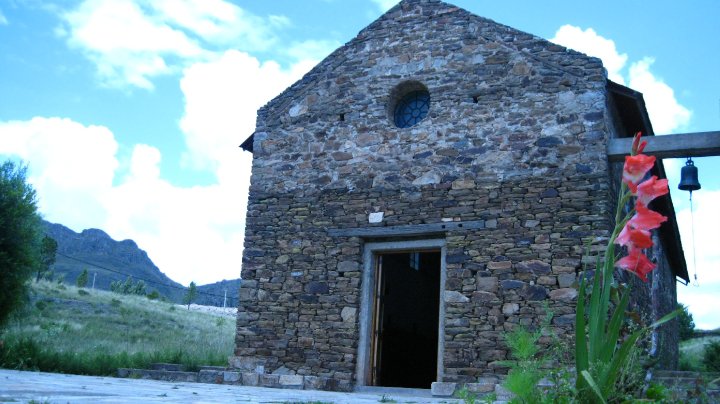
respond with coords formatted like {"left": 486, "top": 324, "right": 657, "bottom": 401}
{"left": 0, "top": 369, "right": 462, "bottom": 403}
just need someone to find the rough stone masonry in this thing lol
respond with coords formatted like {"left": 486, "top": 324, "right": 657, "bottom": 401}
{"left": 233, "top": 0, "right": 681, "bottom": 392}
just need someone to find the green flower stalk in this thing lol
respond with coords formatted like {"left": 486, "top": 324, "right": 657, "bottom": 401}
{"left": 575, "top": 133, "right": 680, "bottom": 403}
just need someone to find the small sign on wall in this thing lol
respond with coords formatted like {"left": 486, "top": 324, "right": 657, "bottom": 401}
{"left": 368, "top": 212, "right": 384, "bottom": 223}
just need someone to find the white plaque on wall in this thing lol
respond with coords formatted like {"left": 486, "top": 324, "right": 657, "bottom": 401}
{"left": 368, "top": 212, "right": 384, "bottom": 223}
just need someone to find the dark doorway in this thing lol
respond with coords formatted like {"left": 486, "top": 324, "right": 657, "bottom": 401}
{"left": 371, "top": 251, "right": 441, "bottom": 388}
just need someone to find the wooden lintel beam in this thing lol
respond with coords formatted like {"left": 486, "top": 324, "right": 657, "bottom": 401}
{"left": 328, "top": 220, "right": 486, "bottom": 238}
{"left": 607, "top": 131, "right": 720, "bottom": 161}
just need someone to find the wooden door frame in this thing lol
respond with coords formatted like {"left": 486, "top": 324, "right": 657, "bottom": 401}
{"left": 355, "top": 239, "right": 447, "bottom": 388}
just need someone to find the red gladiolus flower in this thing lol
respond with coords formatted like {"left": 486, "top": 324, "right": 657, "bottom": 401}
{"left": 616, "top": 225, "right": 653, "bottom": 249}
{"left": 627, "top": 201, "right": 667, "bottom": 231}
{"left": 616, "top": 248, "right": 656, "bottom": 282}
{"left": 636, "top": 176, "right": 669, "bottom": 206}
{"left": 630, "top": 132, "right": 647, "bottom": 155}
{"left": 623, "top": 154, "right": 656, "bottom": 190}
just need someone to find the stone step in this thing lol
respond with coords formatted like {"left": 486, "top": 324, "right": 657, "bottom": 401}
{"left": 650, "top": 371, "right": 720, "bottom": 401}
{"left": 199, "top": 365, "right": 228, "bottom": 372}
{"left": 150, "top": 363, "right": 184, "bottom": 371}
{"left": 653, "top": 370, "right": 720, "bottom": 380}
{"left": 654, "top": 376, "right": 719, "bottom": 385}
{"left": 117, "top": 368, "right": 353, "bottom": 392}
{"left": 117, "top": 368, "right": 198, "bottom": 382}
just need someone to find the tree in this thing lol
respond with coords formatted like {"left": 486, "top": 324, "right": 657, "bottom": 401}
{"left": 183, "top": 281, "right": 197, "bottom": 309}
{"left": 677, "top": 303, "right": 695, "bottom": 341}
{"left": 131, "top": 279, "right": 146, "bottom": 295}
{"left": 0, "top": 161, "right": 41, "bottom": 327}
{"left": 110, "top": 276, "right": 147, "bottom": 296}
{"left": 76, "top": 268, "right": 89, "bottom": 288}
{"left": 36, "top": 235, "right": 57, "bottom": 282}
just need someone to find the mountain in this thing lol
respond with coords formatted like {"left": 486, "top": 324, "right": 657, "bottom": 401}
{"left": 42, "top": 220, "right": 186, "bottom": 302}
{"left": 41, "top": 220, "right": 243, "bottom": 306}
{"left": 196, "top": 279, "right": 241, "bottom": 308}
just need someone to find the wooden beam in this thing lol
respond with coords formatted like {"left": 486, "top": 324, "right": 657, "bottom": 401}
{"left": 328, "top": 220, "right": 485, "bottom": 238}
{"left": 607, "top": 131, "right": 720, "bottom": 161}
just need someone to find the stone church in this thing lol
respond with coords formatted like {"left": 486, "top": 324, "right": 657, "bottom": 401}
{"left": 233, "top": 0, "right": 687, "bottom": 392}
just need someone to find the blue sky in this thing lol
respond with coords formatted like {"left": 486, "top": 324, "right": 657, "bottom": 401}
{"left": 0, "top": 0, "right": 718, "bottom": 327}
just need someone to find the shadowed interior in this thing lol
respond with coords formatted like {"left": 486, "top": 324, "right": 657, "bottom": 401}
{"left": 373, "top": 251, "right": 440, "bottom": 388}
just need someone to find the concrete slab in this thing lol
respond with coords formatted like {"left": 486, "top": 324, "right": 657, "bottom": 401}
{"left": 0, "top": 369, "right": 462, "bottom": 403}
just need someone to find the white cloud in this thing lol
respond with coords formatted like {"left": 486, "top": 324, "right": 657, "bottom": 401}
{"left": 0, "top": 117, "right": 118, "bottom": 230}
{"left": 102, "top": 144, "right": 249, "bottom": 285}
{"left": 676, "top": 189, "right": 720, "bottom": 329}
{"left": 0, "top": 8, "right": 8, "bottom": 25}
{"left": 370, "top": 0, "right": 398, "bottom": 12}
{"left": 628, "top": 58, "right": 692, "bottom": 134}
{"left": 0, "top": 49, "right": 317, "bottom": 286}
{"left": 179, "top": 50, "right": 314, "bottom": 171}
{"left": 550, "top": 25, "right": 627, "bottom": 84}
{"left": 550, "top": 25, "right": 692, "bottom": 135}
{"left": 286, "top": 39, "right": 339, "bottom": 63}
{"left": 59, "top": 0, "right": 289, "bottom": 89}
{"left": 62, "top": 0, "right": 205, "bottom": 89}
{"left": 149, "top": 0, "right": 287, "bottom": 49}
{"left": 0, "top": 116, "right": 248, "bottom": 285}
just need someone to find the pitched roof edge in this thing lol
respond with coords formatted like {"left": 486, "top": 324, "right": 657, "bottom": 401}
{"left": 253, "top": 0, "right": 606, "bottom": 125}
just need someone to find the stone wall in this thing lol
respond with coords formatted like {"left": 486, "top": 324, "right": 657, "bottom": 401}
{"left": 237, "top": 174, "right": 612, "bottom": 385}
{"left": 233, "top": 0, "right": 654, "bottom": 390}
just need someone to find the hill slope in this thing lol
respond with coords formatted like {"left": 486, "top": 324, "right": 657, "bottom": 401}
{"left": 0, "top": 281, "right": 235, "bottom": 374}
{"left": 42, "top": 220, "right": 186, "bottom": 302}
{"left": 196, "top": 279, "right": 241, "bottom": 307}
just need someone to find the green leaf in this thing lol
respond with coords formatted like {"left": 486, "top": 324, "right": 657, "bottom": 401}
{"left": 575, "top": 272, "right": 589, "bottom": 373}
{"left": 587, "top": 257, "right": 604, "bottom": 362}
{"left": 581, "top": 370, "right": 607, "bottom": 404}
{"left": 600, "top": 288, "right": 630, "bottom": 361}
{"left": 650, "top": 308, "right": 681, "bottom": 328}
{"left": 602, "top": 329, "right": 643, "bottom": 398}
{"left": 575, "top": 271, "right": 590, "bottom": 394}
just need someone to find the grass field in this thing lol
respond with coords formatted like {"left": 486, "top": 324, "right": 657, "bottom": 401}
{"left": 680, "top": 334, "right": 720, "bottom": 371}
{"left": 0, "top": 281, "right": 235, "bottom": 375}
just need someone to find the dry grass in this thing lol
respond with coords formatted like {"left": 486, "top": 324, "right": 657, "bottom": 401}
{"left": 0, "top": 280, "right": 235, "bottom": 375}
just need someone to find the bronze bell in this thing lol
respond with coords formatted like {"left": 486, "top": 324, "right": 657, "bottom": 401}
{"left": 678, "top": 158, "right": 701, "bottom": 192}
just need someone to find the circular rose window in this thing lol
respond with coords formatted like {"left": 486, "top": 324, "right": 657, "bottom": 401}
{"left": 389, "top": 81, "right": 431, "bottom": 128}
{"left": 393, "top": 90, "right": 430, "bottom": 128}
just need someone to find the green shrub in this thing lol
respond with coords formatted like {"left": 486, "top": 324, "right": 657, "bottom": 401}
{"left": 76, "top": 269, "right": 89, "bottom": 288}
{"left": 498, "top": 307, "right": 576, "bottom": 404}
{"left": 0, "top": 161, "right": 41, "bottom": 328}
{"left": 645, "top": 382, "right": 669, "bottom": 401}
{"left": 703, "top": 341, "right": 720, "bottom": 371}
{"left": 455, "top": 385, "right": 477, "bottom": 404}
{"left": 35, "top": 300, "right": 48, "bottom": 311}
{"left": 110, "top": 277, "right": 146, "bottom": 296}
{"left": 677, "top": 303, "right": 695, "bottom": 341}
